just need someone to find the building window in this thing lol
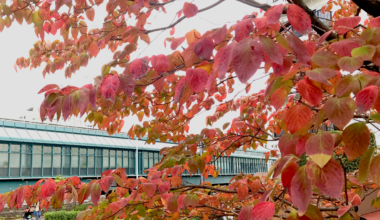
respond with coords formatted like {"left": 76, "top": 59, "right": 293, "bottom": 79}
{"left": 63, "top": 147, "right": 71, "bottom": 176}
{"left": 21, "top": 144, "right": 32, "bottom": 176}
{"left": 95, "top": 149, "right": 102, "bottom": 175}
{"left": 314, "top": 9, "right": 332, "bottom": 27}
{"left": 10, "top": 144, "right": 20, "bottom": 177}
{"left": 80, "top": 148, "right": 87, "bottom": 175}
{"left": 110, "top": 150, "right": 116, "bottom": 169}
{"left": 43, "top": 146, "right": 52, "bottom": 176}
{"left": 88, "top": 149, "right": 95, "bottom": 175}
{"left": 0, "top": 143, "right": 9, "bottom": 177}
{"left": 116, "top": 150, "right": 122, "bottom": 168}
{"left": 72, "top": 148, "right": 79, "bottom": 175}
{"left": 103, "top": 149, "right": 109, "bottom": 171}
{"left": 53, "top": 147, "right": 62, "bottom": 176}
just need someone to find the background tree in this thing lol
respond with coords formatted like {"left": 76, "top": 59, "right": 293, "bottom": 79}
{"left": 1, "top": 0, "right": 380, "bottom": 219}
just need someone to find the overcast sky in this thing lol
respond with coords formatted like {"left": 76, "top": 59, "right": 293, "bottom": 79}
{"left": 0, "top": 0, "right": 274, "bottom": 135}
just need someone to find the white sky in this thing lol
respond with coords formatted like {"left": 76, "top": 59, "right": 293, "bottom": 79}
{"left": 0, "top": 0, "right": 271, "bottom": 135}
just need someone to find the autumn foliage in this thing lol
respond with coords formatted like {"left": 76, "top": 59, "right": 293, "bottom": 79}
{"left": 3, "top": 0, "right": 380, "bottom": 219}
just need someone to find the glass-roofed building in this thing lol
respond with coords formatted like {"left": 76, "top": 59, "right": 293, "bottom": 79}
{"left": 0, "top": 118, "right": 275, "bottom": 193}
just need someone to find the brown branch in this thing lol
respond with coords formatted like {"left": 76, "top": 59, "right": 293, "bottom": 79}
{"left": 197, "top": 204, "right": 239, "bottom": 216}
{"left": 338, "top": 157, "right": 349, "bottom": 205}
{"left": 235, "top": 0, "right": 272, "bottom": 11}
{"left": 352, "top": 0, "right": 380, "bottom": 17}
{"left": 144, "top": 0, "right": 226, "bottom": 34}
{"left": 170, "top": 184, "right": 238, "bottom": 193}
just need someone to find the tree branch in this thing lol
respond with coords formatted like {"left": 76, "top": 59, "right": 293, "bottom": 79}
{"left": 144, "top": 0, "right": 226, "bottom": 34}
{"left": 235, "top": 0, "right": 272, "bottom": 11}
{"left": 352, "top": 0, "right": 380, "bottom": 17}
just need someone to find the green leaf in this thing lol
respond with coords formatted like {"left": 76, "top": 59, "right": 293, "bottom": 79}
{"left": 135, "top": 204, "right": 146, "bottom": 217}
{"left": 183, "top": 194, "right": 199, "bottom": 207}
{"left": 222, "top": 122, "right": 230, "bottom": 130}
{"left": 32, "top": 11, "right": 43, "bottom": 27}
{"left": 351, "top": 45, "right": 376, "bottom": 60}
{"left": 371, "top": 113, "right": 380, "bottom": 124}
{"left": 358, "top": 147, "right": 375, "bottom": 183}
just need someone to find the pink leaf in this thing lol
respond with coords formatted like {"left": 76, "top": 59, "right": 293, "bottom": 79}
{"left": 151, "top": 54, "right": 170, "bottom": 73}
{"left": 212, "top": 42, "right": 236, "bottom": 79}
{"left": 194, "top": 36, "right": 214, "bottom": 60}
{"left": 212, "top": 25, "right": 227, "bottom": 44}
{"left": 185, "top": 68, "right": 208, "bottom": 93}
{"left": 287, "top": 4, "right": 311, "bottom": 35}
{"left": 183, "top": 2, "right": 198, "bottom": 18}
{"left": 238, "top": 205, "right": 253, "bottom": 220}
{"left": 265, "top": 4, "right": 283, "bottom": 25}
{"left": 100, "top": 74, "right": 120, "bottom": 101}
{"left": 330, "top": 39, "right": 360, "bottom": 57}
{"left": 355, "top": 85, "right": 378, "bottom": 113}
{"left": 171, "top": 37, "right": 186, "bottom": 50}
{"left": 258, "top": 35, "right": 283, "bottom": 65}
{"left": 100, "top": 176, "right": 114, "bottom": 193}
{"left": 89, "top": 41, "right": 99, "bottom": 58}
{"left": 337, "top": 205, "right": 352, "bottom": 218}
{"left": 286, "top": 34, "right": 311, "bottom": 66}
{"left": 291, "top": 167, "right": 312, "bottom": 216}
{"left": 119, "top": 74, "right": 135, "bottom": 97}
{"left": 130, "top": 57, "right": 149, "bottom": 78}
{"left": 251, "top": 202, "right": 275, "bottom": 220}
{"left": 235, "top": 18, "right": 253, "bottom": 42}
{"left": 335, "top": 16, "right": 360, "bottom": 35}
{"left": 38, "top": 84, "right": 60, "bottom": 94}
{"left": 231, "top": 39, "right": 263, "bottom": 83}
{"left": 297, "top": 78, "right": 322, "bottom": 106}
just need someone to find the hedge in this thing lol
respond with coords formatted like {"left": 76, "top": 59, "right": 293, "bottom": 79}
{"left": 73, "top": 203, "right": 93, "bottom": 211}
{"left": 44, "top": 210, "right": 80, "bottom": 220}
{"left": 298, "top": 131, "right": 377, "bottom": 172}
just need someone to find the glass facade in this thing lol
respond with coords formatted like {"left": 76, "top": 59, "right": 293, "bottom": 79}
{"left": 213, "top": 156, "right": 268, "bottom": 175}
{"left": 0, "top": 142, "right": 136, "bottom": 178}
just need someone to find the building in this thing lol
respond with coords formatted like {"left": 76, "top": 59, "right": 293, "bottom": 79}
{"left": 0, "top": 118, "right": 276, "bottom": 194}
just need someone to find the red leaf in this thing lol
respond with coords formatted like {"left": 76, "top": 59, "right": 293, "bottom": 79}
{"left": 174, "top": 77, "right": 187, "bottom": 103}
{"left": 185, "top": 68, "right": 208, "bottom": 93}
{"left": 62, "top": 94, "right": 73, "bottom": 121}
{"left": 271, "top": 86, "right": 288, "bottom": 110}
{"left": 194, "top": 36, "right": 214, "bottom": 60}
{"left": 235, "top": 18, "right": 253, "bottom": 42}
{"left": 284, "top": 105, "right": 313, "bottom": 134}
{"left": 232, "top": 39, "right": 263, "bottom": 83}
{"left": 306, "top": 159, "right": 344, "bottom": 198}
{"left": 238, "top": 205, "right": 253, "bottom": 220}
{"left": 286, "top": 34, "right": 311, "bottom": 66}
{"left": 171, "top": 37, "right": 186, "bottom": 50}
{"left": 337, "top": 205, "right": 351, "bottom": 218}
{"left": 170, "top": 26, "right": 175, "bottom": 35}
{"left": 335, "top": 16, "right": 360, "bottom": 35}
{"left": 177, "top": 194, "right": 186, "bottom": 210}
{"left": 90, "top": 183, "right": 101, "bottom": 206}
{"left": 237, "top": 185, "right": 248, "bottom": 200}
{"left": 183, "top": 194, "right": 199, "bottom": 207}
{"left": 183, "top": 2, "right": 198, "bottom": 18}
{"left": 85, "top": 8, "right": 95, "bottom": 21}
{"left": 38, "top": 84, "right": 60, "bottom": 94}
{"left": 158, "top": 181, "right": 171, "bottom": 194}
{"left": 89, "top": 87, "right": 97, "bottom": 109}
{"left": 130, "top": 57, "right": 149, "bottom": 78}
{"left": 287, "top": 4, "right": 311, "bottom": 35}
{"left": 119, "top": 74, "right": 135, "bottom": 97}
{"left": 273, "top": 155, "right": 298, "bottom": 178}
{"left": 258, "top": 35, "right": 283, "bottom": 65}
{"left": 167, "top": 194, "right": 179, "bottom": 212}
{"left": 324, "top": 97, "right": 356, "bottom": 130}
{"left": 151, "top": 54, "right": 170, "bottom": 73}
{"left": 317, "top": 30, "right": 333, "bottom": 46}
{"left": 89, "top": 41, "right": 99, "bottom": 58}
{"left": 306, "top": 68, "right": 337, "bottom": 85}
{"left": 281, "top": 161, "right": 300, "bottom": 191}
{"left": 306, "top": 131, "right": 334, "bottom": 168}
{"left": 342, "top": 122, "right": 370, "bottom": 161}
{"left": 351, "top": 194, "right": 361, "bottom": 206}
{"left": 297, "top": 79, "right": 322, "bottom": 106}
{"left": 213, "top": 42, "right": 236, "bottom": 79}
{"left": 212, "top": 25, "right": 227, "bottom": 44}
{"left": 143, "top": 183, "right": 156, "bottom": 197}
{"left": 355, "top": 85, "right": 378, "bottom": 113}
{"left": 251, "top": 201, "right": 275, "bottom": 220}
{"left": 41, "top": 179, "right": 57, "bottom": 199}
{"left": 100, "top": 176, "right": 114, "bottom": 193}
{"left": 295, "top": 133, "right": 311, "bottom": 157}
{"left": 370, "top": 17, "right": 380, "bottom": 28}
{"left": 265, "top": 4, "right": 283, "bottom": 25}
{"left": 100, "top": 74, "right": 120, "bottom": 101}
{"left": 291, "top": 167, "right": 312, "bottom": 216}
{"left": 278, "top": 133, "right": 299, "bottom": 156}
{"left": 330, "top": 39, "right": 361, "bottom": 57}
